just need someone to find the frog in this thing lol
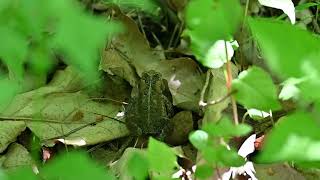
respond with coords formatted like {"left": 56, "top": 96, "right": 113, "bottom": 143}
{"left": 124, "top": 70, "right": 174, "bottom": 140}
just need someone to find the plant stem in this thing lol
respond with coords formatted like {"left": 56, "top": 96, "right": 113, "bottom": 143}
{"left": 224, "top": 41, "right": 239, "bottom": 125}
{"left": 241, "top": 0, "right": 250, "bottom": 31}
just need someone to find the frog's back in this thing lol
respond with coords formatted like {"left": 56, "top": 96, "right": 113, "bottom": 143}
{"left": 125, "top": 70, "right": 172, "bottom": 137}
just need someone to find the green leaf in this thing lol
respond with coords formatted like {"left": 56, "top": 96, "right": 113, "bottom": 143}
{"left": 248, "top": 18, "right": 320, "bottom": 78}
{"left": 48, "top": 0, "right": 122, "bottom": 81}
{"left": 29, "top": 45, "right": 53, "bottom": 75}
{"left": 195, "top": 164, "right": 213, "bottom": 179}
{"left": 127, "top": 152, "right": 149, "bottom": 180}
{"left": 217, "top": 146, "right": 245, "bottom": 167}
{"left": 279, "top": 78, "right": 303, "bottom": 100}
{"left": 295, "top": 2, "right": 320, "bottom": 11}
{"left": 147, "top": 137, "right": 177, "bottom": 174}
{"left": 297, "top": 61, "right": 320, "bottom": 101}
{"left": 7, "top": 167, "right": 37, "bottom": 180}
{"left": 0, "top": 169, "right": 7, "bottom": 180}
{"left": 257, "top": 112, "right": 320, "bottom": 163}
{"left": 189, "top": 130, "right": 209, "bottom": 150}
{"left": 185, "top": 0, "right": 242, "bottom": 63}
{"left": 202, "top": 145, "right": 245, "bottom": 166}
{"left": 202, "top": 146, "right": 218, "bottom": 163}
{"left": 232, "top": 66, "right": 281, "bottom": 111}
{"left": 42, "top": 151, "right": 115, "bottom": 180}
{"left": 0, "top": 79, "right": 20, "bottom": 112}
{"left": 202, "top": 117, "right": 252, "bottom": 137}
{"left": 0, "top": 27, "right": 28, "bottom": 80}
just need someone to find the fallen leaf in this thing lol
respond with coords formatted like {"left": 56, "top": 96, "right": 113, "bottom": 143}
{"left": 0, "top": 122, "right": 25, "bottom": 153}
{"left": 0, "top": 67, "right": 128, "bottom": 147}
{"left": 2, "top": 143, "right": 34, "bottom": 171}
{"left": 101, "top": 11, "right": 165, "bottom": 80}
{"left": 166, "top": 111, "right": 193, "bottom": 145}
{"left": 156, "top": 58, "right": 204, "bottom": 112}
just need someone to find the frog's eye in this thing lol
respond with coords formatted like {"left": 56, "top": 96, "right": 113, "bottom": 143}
{"left": 153, "top": 73, "right": 161, "bottom": 80}
{"left": 141, "top": 72, "right": 148, "bottom": 80}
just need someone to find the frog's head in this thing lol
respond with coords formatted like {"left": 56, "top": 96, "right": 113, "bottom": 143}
{"left": 141, "top": 70, "right": 165, "bottom": 92}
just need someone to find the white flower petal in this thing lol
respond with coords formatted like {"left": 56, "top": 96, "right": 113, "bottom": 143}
{"left": 172, "top": 168, "right": 184, "bottom": 178}
{"left": 57, "top": 138, "right": 86, "bottom": 146}
{"left": 258, "top": 0, "right": 295, "bottom": 24}
{"left": 244, "top": 162, "right": 258, "bottom": 180}
{"left": 248, "top": 108, "right": 270, "bottom": 119}
{"left": 279, "top": 77, "right": 303, "bottom": 100}
{"left": 204, "top": 40, "right": 235, "bottom": 69}
{"left": 238, "top": 134, "right": 256, "bottom": 158}
{"left": 221, "top": 169, "right": 232, "bottom": 180}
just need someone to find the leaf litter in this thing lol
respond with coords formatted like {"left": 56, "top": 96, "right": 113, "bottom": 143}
{"left": 0, "top": 2, "right": 256, "bottom": 179}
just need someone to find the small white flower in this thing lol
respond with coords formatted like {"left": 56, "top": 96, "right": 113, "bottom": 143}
{"left": 172, "top": 166, "right": 195, "bottom": 180}
{"left": 221, "top": 134, "right": 258, "bottom": 180}
{"left": 116, "top": 111, "right": 125, "bottom": 118}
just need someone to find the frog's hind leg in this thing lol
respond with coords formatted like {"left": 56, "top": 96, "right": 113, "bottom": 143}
{"left": 125, "top": 119, "right": 143, "bottom": 136}
{"left": 111, "top": 136, "right": 135, "bottom": 162}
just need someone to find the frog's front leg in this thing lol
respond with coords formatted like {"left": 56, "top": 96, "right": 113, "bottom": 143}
{"left": 158, "top": 129, "right": 166, "bottom": 141}
{"left": 126, "top": 119, "right": 143, "bottom": 136}
{"left": 163, "top": 95, "right": 174, "bottom": 117}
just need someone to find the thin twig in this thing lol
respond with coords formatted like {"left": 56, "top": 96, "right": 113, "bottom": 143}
{"left": 41, "top": 121, "right": 98, "bottom": 142}
{"left": 201, "top": 90, "right": 236, "bottom": 107}
{"left": 41, "top": 115, "right": 124, "bottom": 142}
{"left": 91, "top": 112, "right": 125, "bottom": 124}
{"left": 224, "top": 41, "right": 239, "bottom": 125}
{"left": 137, "top": 14, "right": 147, "bottom": 40}
{"left": 199, "top": 70, "right": 211, "bottom": 107}
{"left": 87, "top": 142, "right": 108, "bottom": 153}
{"left": 60, "top": 125, "right": 69, "bottom": 153}
{"left": 151, "top": 32, "right": 164, "bottom": 49}
{"left": 316, "top": 5, "right": 319, "bottom": 23}
{"left": 312, "top": 18, "right": 320, "bottom": 34}
{"left": 0, "top": 116, "right": 87, "bottom": 124}
{"left": 89, "top": 97, "right": 128, "bottom": 105}
{"left": 241, "top": 0, "right": 250, "bottom": 31}
{"left": 168, "top": 24, "right": 179, "bottom": 49}
{"left": 173, "top": 21, "right": 184, "bottom": 47}
{"left": 242, "top": 111, "right": 249, "bottom": 123}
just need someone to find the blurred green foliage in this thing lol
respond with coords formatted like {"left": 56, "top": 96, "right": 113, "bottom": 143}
{"left": 0, "top": 0, "right": 122, "bottom": 111}
{"left": 232, "top": 66, "right": 281, "bottom": 111}
{"left": 1, "top": 0, "right": 320, "bottom": 179}
{"left": 185, "top": 0, "right": 242, "bottom": 64}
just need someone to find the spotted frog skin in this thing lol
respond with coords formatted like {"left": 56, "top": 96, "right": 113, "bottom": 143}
{"left": 125, "top": 70, "right": 173, "bottom": 139}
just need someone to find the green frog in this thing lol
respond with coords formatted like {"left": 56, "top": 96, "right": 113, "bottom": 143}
{"left": 125, "top": 70, "right": 174, "bottom": 140}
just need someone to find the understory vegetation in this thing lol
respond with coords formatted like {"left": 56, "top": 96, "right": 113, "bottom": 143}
{"left": 0, "top": 0, "right": 320, "bottom": 179}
